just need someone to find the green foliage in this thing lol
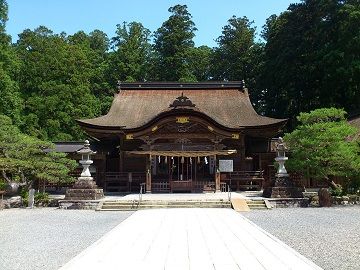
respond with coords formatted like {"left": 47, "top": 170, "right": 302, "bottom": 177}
{"left": 261, "top": 0, "right": 360, "bottom": 126}
{"left": 0, "top": 115, "right": 77, "bottom": 188}
{"left": 109, "top": 22, "right": 152, "bottom": 84}
{"left": 330, "top": 185, "right": 343, "bottom": 196}
{"left": 34, "top": 192, "right": 50, "bottom": 206}
{"left": 284, "top": 108, "right": 360, "bottom": 185}
{"left": 20, "top": 188, "right": 28, "bottom": 205}
{"left": 0, "top": 179, "right": 6, "bottom": 190}
{"left": 20, "top": 190, "right": 50, "bottom": 206}
{"left": 154, "top": 4, "right": 197, "bottom": 81}
{"left": 15, "top": 27, "right": 102, "bottom": 140}
{"left": 188, "top": 46, "right": 213, "bottom": 81}
{"left": 0, "top": 1, "right": 22, "bottom": 125}
{"left": 211, "top": 16, "right": 265, "bottom": 111}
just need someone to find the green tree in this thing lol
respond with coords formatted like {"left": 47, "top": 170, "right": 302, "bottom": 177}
{"left": 68, "top": 30, "right": 113, "bottom": 114}
{"left": 261, "top": 0, "right": 360, "bottom": 126}
{"left": 0, "top": 0, "right": 23, "bottom": 125}
{"left": 109, "top": 21, "right": 152, "bottom": 83}
{"left": 211, "top": 16, "right": 264, "bottom": 111}
{"left": 154, "top": 4, "right": 197, "bottom": 81}
{"left": 284, "top": 108, "right": 360, "bottom": 189}
{"left": 188, "top": 45, "right": 213, "bottom": 81}
{"left": 16, "top": 27, "right": 101, "bottom": 140}
{"left": 0, "top": 115, "right": 77, "bottom": 189}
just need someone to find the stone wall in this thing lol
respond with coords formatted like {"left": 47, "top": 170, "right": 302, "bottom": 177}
{"left": 267, "top": 198, "right": 309, "bottom": 208}
{"left": 58, "top": 200, "right": 101, "bottom": 210}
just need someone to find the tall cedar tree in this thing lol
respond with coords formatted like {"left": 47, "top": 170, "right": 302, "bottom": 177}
{"left": 261, "top": 0, "right": 360, "bottom": 127}
{"left": 0, "top": 0, "right": 23, "bottom": 125}
{"left": 154, "top": 4, "right": 197, "bottom": 81}
{"left": 212, "top": 16, "right": 264, "bottom": 112}
{"left": 109, "top": 22, "right": 152, "bottom": 83}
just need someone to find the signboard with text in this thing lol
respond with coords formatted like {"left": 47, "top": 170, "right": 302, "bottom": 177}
{"left": 219, "top": 160, "right": 233, "bottom": 172}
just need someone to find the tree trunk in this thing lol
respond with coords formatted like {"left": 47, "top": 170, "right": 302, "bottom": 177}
{"left": 324, "top": 175, "right": 339, "bottom": 189}
{"left": 1, "top": 170, "right": 11, "bottom": 183}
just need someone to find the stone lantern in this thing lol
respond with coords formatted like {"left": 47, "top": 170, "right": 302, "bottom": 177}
{"left": 64, "top": 140, "right": 104, "bottom": 201}
{"left": 275, "top": 137, "right": 288, "bottom": 177}
{"left": 78, "top": 140, "right": 95, "bottom": 178}
{"left": 263, "top": 137, "right": 304, "bottom": 198}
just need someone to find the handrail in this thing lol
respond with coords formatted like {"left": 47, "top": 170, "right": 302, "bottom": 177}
{"left": 138, "top": 182, "right": 145, "bottom": 207}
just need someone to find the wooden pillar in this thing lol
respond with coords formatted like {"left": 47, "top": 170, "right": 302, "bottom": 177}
{"left": 146, "top": 154, "right": 152, "bottom": 193}
{"left": 214, "top": 155, "right": 221, "bottom": 192}
{"left": 215, "top": 172, "right": 221, "bottom": 193}
{"left": 118, "top": 136, "right": 124, "bottom": 172}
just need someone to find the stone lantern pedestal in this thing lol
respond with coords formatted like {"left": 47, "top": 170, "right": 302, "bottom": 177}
{"left": 263, "top": 137, "right": 304, "bottom": 198}
{"left": 64, "top": 140, "right": 104, "bottom": 200}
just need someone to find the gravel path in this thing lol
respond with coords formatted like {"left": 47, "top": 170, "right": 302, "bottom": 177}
{"left": 243, "top": 206, "right": 360, "bottom": 270}
{"left": 0, "top": 208, "right": 133, "bottom": 270}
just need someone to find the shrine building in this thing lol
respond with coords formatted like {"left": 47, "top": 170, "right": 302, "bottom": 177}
{"left": 76, "top": 81, "right": 287, "bottom": 193}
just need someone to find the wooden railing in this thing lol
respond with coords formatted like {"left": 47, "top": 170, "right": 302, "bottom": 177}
{"left": 101, "top": 171, "right": 263, "bottom": 192}
{"left": 152, "top": 182, "right": 170, "bottom": 192}
{"left": 223, "top": 171, "right": 264, "bottom": 191}
{"left": 103, "top": 172, "right": 146, "bottom": 192}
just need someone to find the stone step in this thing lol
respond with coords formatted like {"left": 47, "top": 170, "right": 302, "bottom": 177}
{"left": 99, "top": 199, "right": 232, "bottom": 211}
{"left": 101, "top": 204, "right": 231, "bottom": 210}
{"left": 102, "top": 201, "right": 230, "bottom": 206}
{"left": 246, "top": 200, "right": 270, "bottom": 210}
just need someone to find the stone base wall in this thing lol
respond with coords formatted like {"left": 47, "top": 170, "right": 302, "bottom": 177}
{"left": 263, "top": 187, "right": 304, "bottom": 198}
{"left": 303, "top": 192, "right": 360, "bottom": 206}
{"left": 58, "top": 200, "right": 101, "bottom": 210}
{"left": 65, "top": 188, "right": 104, "bottom": 200}
{"left": 267, "top": 198, "right": 309, "bottom": 208}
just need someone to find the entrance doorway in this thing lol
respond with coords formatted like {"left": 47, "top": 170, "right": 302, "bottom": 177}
{"left": 152, "top": 155, "right": 215, "bottom": 192}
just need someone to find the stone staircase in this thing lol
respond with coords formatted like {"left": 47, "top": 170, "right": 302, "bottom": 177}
{"left": 98, "top": 199, "right": 232, "bottom": 211}
{"left": 246, "top": 199, "right": 271, "bottom": 210}
{"left": 244, "top": 191, "right": 264, "bottom": 197}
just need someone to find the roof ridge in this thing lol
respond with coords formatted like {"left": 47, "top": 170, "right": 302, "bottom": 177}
{"left": 117, "top": 81, "right": 244, "bottom": 91}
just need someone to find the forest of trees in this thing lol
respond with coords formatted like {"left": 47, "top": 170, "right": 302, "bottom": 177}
{"left": 0, "top": 0, "right": 359, "bottom": 141}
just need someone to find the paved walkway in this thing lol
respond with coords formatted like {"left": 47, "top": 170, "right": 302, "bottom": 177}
{"left": 59, "top": 209, "right": 322, "bottom": 270}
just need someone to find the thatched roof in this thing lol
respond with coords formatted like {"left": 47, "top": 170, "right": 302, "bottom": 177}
{"left": 77, "top": 82, "right": 286, "bottom": 131}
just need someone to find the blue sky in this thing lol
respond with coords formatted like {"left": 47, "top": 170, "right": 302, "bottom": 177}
{"left": 7, "top": 0, "right": 300, "bottom": 47}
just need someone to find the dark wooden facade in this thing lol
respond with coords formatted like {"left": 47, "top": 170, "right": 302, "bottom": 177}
{"left": 77, "top": 82, "right": 287, "bottom": 193}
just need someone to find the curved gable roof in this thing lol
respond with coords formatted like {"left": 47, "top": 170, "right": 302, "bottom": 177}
{"left": 77, "top": 82, "right": 286, "bottom": 130}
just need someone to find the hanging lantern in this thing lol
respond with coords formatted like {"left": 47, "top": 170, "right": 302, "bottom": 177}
{"left": 190, "top": 157, "right": 192, "bottom": 164}
{"left": 197, "top": 156, "right": 200, "bottom": 164}
{"left": 204, "top": 156, "right": 208, "bottom": 165}
{"left": 165, "top": 156, "right": 168, "bottom": 164}
{"left": 158, "top": 155, "right": 161, "bottom": 163}
{"left": 181, "top": 156, "right": 185, "bottom": 164}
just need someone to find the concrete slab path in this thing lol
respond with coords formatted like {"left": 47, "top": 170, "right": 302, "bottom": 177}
{"left": 59, "top": 209, "right": 322, "bottom": 270}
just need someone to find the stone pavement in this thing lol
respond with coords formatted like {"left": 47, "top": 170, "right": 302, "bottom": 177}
{"left": 59, "top": 208, "right": 322, "bottom": 270}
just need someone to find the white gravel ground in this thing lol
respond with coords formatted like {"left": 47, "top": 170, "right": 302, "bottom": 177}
{"left": 0, "top": 208, "right": 133, "bottom": 270}
{"left": 243, "top": 206, "right": 360, "bottom": 270}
